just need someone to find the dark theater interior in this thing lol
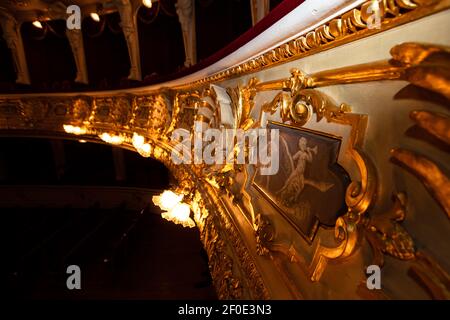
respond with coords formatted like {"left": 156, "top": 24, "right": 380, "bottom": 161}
{"left": 0, "top": 0, "right": 449, "bottom": 304}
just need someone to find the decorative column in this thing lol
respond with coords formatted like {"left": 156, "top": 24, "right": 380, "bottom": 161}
{"left": 114, "top": 0, "right": 142, "bottom": 81}
{"left": 176, "top": 0, "right": 196, "bottom": 67}
{"left": 0, "top": 11, "right": 30, "bottom": 85}
{"left": 66, "top": 29, "right": 89, "bottom": 84}
{"left": 250, "top": 0, "right": 270, "bottom": 25}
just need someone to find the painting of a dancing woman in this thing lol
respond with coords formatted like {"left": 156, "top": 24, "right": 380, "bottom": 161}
{"left": 254, "top": 122, "right": 350, "bottom": 242}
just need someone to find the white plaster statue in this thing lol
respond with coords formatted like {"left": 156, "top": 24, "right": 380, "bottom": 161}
{"left": 250, "top": 0, "right": 270, "bottom": 25}
{"left": 176, "top": 0, "right": 196, "bottom": 67}
{"left": 0, "top": 11, "right": 30, "bottom": 84}
{"left": 66, "top": 29, "right": 89, "bottom": 84}
{"left": 114, "top": 0, "right": 142, "bottom": 80}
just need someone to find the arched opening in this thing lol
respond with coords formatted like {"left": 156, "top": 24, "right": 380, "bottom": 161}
{"left": 0, "top": 25, "right": 16, "bottom": 89}
{"left": 82, "top": 12, "right": 131, "bottom": 89}
{"left": 20, "top": 20, "right": 77, "bottom": 90}
{"left": 137, "top": 1, "right": 185, "bottom": 80}
{"left": 195, "top": 0, "right": 253, "bottom": 61}
{"left": 1, "top": 136, "right": 216, "bottom": 299}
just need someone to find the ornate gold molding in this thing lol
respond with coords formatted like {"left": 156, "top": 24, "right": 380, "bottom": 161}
{"left": 190, "top": 180, "right": 271, "bottom": 299}
{"left": 253, "top": 42, "right": 449, "bottom": 286}
{"left": 254, "top": 77, "right": 377, "bottom": 282}
{"left": 177, "top": 0, "right": 450, "bottom": 89}
{"left": 249, "top": 42, "right": 448, "bottom": 93}
{"left": 166, "top": 91, "right": 200, "bottom": 136}
{"left": 1, "top": 36, "right": 450, "bottom": 299}
{"left": 363, "top": 192, "right": 415, "bottom": 267}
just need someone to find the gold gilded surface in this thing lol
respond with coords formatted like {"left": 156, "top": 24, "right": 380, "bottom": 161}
{"left": 178, "top": 0, "right": 450, "bottom": 89}
{"left": 255, "top": 74, "right": 377, "bottom": 282}
{"left": 392, "top": 42, "right": 450, "bottom": 99}
{"left": 391, "top": 148, "right": 450, "bottom": 217}
{"left": 390, "top": 43, "right": 450, "bottom": 218}
{"left": 1, "top": 38, "right": 450, "bottom": 299}
{"left": 364, "top": 192, "right": 415, "bottom": 267}
{"left": 410, "top": 110, "right": 450, "bottom": 145}
{"left": 408, "top": 251, "right": 450, "bottom": 299}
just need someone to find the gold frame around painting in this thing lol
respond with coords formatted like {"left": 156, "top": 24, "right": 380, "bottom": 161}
{"left": 252, "top": 120, "right": 348, "bottom": 243}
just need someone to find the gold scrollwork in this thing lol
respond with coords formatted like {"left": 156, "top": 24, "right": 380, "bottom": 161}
{"left": 255, "top": 213, "right": 275, "bottom": 257}
{"left": 310, "top": 216, "right": 359, "bottom": 281}
{"left": 256, "top": 79, "right": 377, "bottom": 282}
{"left": 254, "top": 43, "right": 450, "bottom": 282}
{"left": 166, "top": 91, "right": 198, "bottom": 135}
{"left": 226, "top": 77, "right": 260, "bottom": 130}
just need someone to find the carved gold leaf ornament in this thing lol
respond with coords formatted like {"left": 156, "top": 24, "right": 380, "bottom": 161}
{"left": 226, "top": 78, "right": 260, "bottom": 130}
{"left": 391, "top": 148, "right": 450, "bottom": 217}
{"left": 251, "top": 42, "right": 449, "bottom": 284}
{"left": 410, "top": 110, "right": 450, "bottom": 145}
{"left": 389, "top": 43, "right": 450, "bottom": 219}
{"left": 166, "top": 92, "right": 192, "bottom": 136}
{"left": 0, "top": 91, "right": 271, "bottom": 299}
{"left": 138, "top": 142, "right": 270, "bottom": 298}
{"left": 259, "top": 45, "right": 450, "bottom": 286}
{"left": 254, "top": 71, "right": 378, "bottom": 282}
{"left": 0, "top": 4, "right": 449, "bottom": 296}
{"left": 391, "top": 42, "right": 450, "bottom": 99}
{"left": 381, "top": 43, "right": 450, "bottom": 298}
{"left": 364, "top": 192, "right": 415, "bottom": 267}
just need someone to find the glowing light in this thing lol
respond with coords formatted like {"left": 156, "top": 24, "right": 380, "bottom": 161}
{"left": 99, "top": 133, "right": 124, "bottom": 145}
{"left": 90, "top": 13, "right": 100, "bottom": 22}
{"left": 138, "top": 143, "right": 152, "bottom": 157}
{"left": 152, "top": 190, "right": 195, "bottom": 228}
{"left": 132, "top": 133, "right": 152, "bottom": 157}
{"left": 132, "top": 133, "right": 145, "bottom": 148}
{"left": 78, "top": 140, "right": 87, "bottom": 143}
{"left": 63, "top": 124, "right": 87, "bottom": 135}
{"left": 142, "top": 0, "right": 153, "bottom": 9}
{"left": 153, "top": 190, "right": 183, "bottom": 211}
{"left": 161, "top": 203, "right": 195, "bottom": 228}
{"left": 32, "top": 21, "right": 43, "bottom": 29}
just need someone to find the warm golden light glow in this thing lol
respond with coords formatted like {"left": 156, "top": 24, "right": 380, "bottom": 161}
{"left": 63, "top": 124, "right": 87, "bottom": 135}
{"left": 152, "top": 190, "right": 195, "bottom": 228}
{"left": 132, "top": 133, "right": 152, "bottom": 157}
{"left": 132, "top": 133, "right": 145, "bottom": 148}
{"left": 142, "top": 0, "right": 153, "bottom": 9}
{"left": 153, "top": 190, "right": 183, "bottom": 211}
{"left": 99, "top": 133, "right": 124, "bottom": 145}
{"left": 78, "top": 140, "right": 87, "bottom": 143}
{"left": 32, "top": 21, "right": 43, "bottom": 29}
{"left": 161, "top": 203, "right": 195, "bottom": 228}
{"left": 138, "top": 143, "right": 152, "bottom": 157}
{"left": 90, "top": 13, "right": 100, "bottom": 22}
